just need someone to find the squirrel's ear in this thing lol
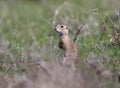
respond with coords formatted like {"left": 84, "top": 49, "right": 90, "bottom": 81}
{"left": 66, "top": 27, "right": 69, "bottom": 30}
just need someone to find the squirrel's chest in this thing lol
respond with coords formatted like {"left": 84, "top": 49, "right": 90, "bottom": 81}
{"left": 58, "top": 36, "right": 68, "bottom": 49}
{"left": 58, "top": 41, "right": 65, "bottom": 49}
{"left": 59, "top": 36, "right": 77, "bottom": 52}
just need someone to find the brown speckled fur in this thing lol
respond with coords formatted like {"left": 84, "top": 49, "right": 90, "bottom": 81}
{"left": 55, "top": 24, "right": 78, "bottom": 65}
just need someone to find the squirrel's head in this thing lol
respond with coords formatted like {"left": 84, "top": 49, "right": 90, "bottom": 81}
{"left": 55, "top": 24, "right": 69, "bottom": 36}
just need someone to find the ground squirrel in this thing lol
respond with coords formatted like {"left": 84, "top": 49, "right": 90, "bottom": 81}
{"left": 55, "top": 24, "right": 78, "bottom": 65}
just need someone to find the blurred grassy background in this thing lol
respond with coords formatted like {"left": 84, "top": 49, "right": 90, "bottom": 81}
{"left": 0, "top": 0, "right": 120, "bottom": 75}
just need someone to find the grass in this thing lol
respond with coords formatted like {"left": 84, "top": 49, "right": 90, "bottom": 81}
{"left": 0, "top": 0, "right": 119, "bottom": 69}
{"left": 0, "top": 0, "right": 120, "bottom": 88}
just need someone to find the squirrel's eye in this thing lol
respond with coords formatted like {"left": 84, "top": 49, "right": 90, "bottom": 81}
{"left": 61, "top": 25, "right": 64, "bottom": 28}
